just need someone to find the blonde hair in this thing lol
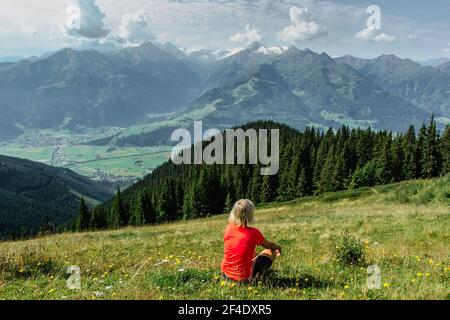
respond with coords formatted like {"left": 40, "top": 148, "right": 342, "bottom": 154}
{"left": 229, "top": 199, "right": 255, "bottom": 227}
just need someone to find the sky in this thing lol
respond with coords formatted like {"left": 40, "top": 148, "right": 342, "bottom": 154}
{"left": 1, "top": 0, "right": 450, "bottom": 61}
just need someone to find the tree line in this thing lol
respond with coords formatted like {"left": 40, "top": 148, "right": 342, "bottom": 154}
{"left": 74, "top": 117, "right": 450, "bottom": 232}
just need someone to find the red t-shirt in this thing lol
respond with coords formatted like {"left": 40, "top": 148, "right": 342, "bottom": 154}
{"left": 221, "top": 224, "right": 265, "bottom": 281}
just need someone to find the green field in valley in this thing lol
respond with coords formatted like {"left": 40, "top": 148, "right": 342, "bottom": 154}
{"left": 0, "top": 140, "right": 172, "bottom": 182}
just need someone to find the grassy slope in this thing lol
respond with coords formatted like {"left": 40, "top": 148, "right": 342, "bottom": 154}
{"left": 0, "top": 176, "right": 449, "bottom": 300}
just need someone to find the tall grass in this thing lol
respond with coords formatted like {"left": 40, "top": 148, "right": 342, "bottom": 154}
{"left": 386, "top": 174, "right": 450, "bottom": 205}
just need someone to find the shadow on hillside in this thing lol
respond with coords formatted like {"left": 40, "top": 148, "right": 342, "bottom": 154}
{"left": 258, "top": 271, "right": 337, "bottom": 289}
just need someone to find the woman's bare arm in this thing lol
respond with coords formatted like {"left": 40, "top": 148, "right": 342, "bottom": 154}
{"left": 261, "top": 239, "right": 282, "bottom": 254}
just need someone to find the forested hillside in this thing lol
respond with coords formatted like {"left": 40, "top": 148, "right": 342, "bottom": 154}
{"left": 0, "top": 155, "right": 112, "bottom": 239}
{"left": 77, "top": 118, "right": 450, "bottom": 231}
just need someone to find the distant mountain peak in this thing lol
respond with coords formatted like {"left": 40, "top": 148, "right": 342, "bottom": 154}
{"left": 243, "top": 42, "right": 289, "bottom": 57}
{"left": 247, "top": 41, "right": 264, "bottom": 50}
{"left": 135, "top": 41, "right": 162, "bottom": 53}
{"left": 376, "top": 54, "right": 412, "bottom": 63}
{"left": 161, "top": 41, "right": 181, "bottom": 50}
{"left": 255, "top": 45, "right": 289, "bottom": 56}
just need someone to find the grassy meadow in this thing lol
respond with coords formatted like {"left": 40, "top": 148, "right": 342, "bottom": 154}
{"left": 0, "top": 176, "right": 449, "bottom": 300}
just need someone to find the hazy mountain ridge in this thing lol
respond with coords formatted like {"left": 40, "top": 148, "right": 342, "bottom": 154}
{"left": 336, "top": 54, "right": 450, "bottom": 118}
{"left": 439, "top": 61, "right": 450, "bottom": 75}
{"left": 0, "top": 42, "right": 201, "bottom": 139}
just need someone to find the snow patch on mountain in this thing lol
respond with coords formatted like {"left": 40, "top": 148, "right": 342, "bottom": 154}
{"left": 255, "top": 46, "right": 289, "bottom": 56}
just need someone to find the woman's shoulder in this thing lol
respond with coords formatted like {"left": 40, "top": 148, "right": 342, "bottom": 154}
{"left": 248, "top": 226, "right": 262, "bottom": 234}
{"left": 241, "top": 225, "right": 262, "bottom": 236}
{"left": 226, "top": 224, "right": 262, "bottom": 234}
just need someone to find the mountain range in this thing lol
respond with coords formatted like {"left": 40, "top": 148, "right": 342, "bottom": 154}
{"left": 113, "top": 43, "right": 446, "bottom": 146}
{"left": 0, "top": 41, "right": 449, "bottom": 142}
{"left": 0, "top": 154, "right": 112, "bottom": 239}
{"left": 0, "top": 42, "right": 200, "bottom": 139}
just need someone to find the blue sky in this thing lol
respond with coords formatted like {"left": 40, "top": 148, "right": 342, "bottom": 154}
{"left": 1, "top": 0, "right": 449, "bottom": 61}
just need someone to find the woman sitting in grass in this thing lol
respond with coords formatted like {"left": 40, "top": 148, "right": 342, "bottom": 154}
{"left": 221, "top": 199, "right": 282, "bottom": 282}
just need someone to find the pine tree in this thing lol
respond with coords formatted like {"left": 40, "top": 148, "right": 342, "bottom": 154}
{"left": 287, "top": 154, "right": 300, "bottom": 197}
{"left": 157, "top": 181, "right": 172, "bottom": 221}
{"left": 224, "top": 193, "right": 234, "bottom": 213}
{"left": 260, "top": 175, "right": 275, "bottom": 203}
{"left": 130, "top": 192, "right": 146, "bottom": 226}
{"left": 403, "top": 126, "right": 417, "bottom": 180}
{"left": 143, "top": 190, "right": 156, "bottom": 224}
{"left": 355, "top": 129, "right": 373, "bottom": 168}
{"left": 204, "top": 165, "right": 224, "bottom": 216}
{"left": 392, "top": 136, "right": 405, "bottom": 182}
{"left": 297, "top": 168, "right": 310, "bottom": 197}
{"left": 232, "top": 166, "right": 245, "bottom": 199}
{"left": 313, "top": 128, "right": 334, "bottom": 187}
{"left": 77, "top": 197, "right": 90, "bottom": 231}
{"left": 416, "top": 125, "right": 427, "bottom": 178}
{"left": 90, "top": 205, "right": 107, "bottom": 230}
{"left": 174, "top": 181, "right": 184, "bottom": 218}
{"left": 318, "top": 145, "right": 336, "bottom": 193}
{"left": 422, "top": 115, "right": 441, "bottom": 178}
{"left": 333, "top": 144, "right": 351, "bottom": 191}
{"left": 441, "top": 125, "right": 450, "bottom": 175}
{"left": 277, "top": 144, "right": 294, "bottom": 198}
{"left": 109, "top": 188, "right": 125, "bottom": 229}
{"left": 182, "top": 184, "right": 198, "bottom": 219}
{"left": 248, "top": 165, "right": 262, "bottom": 203}
{"left": 375, "top": 137, "right": 394, "bottom": 185}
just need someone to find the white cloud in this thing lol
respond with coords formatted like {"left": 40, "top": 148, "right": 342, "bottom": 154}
{"left": 0, "top": 0, "right": 448, "bottom": 60}
{"left": 374, "top": 33, "right": 397, "bottom": 43}
{"left": 115, "top": 10, "right": 156, "bottom": 46}
{"left": 444, "top": 43, "right": 450, "bottom": 53}
{"left": 279, "top": 6, "right": 328, "bottom": 42}
{"left": 22, "top": 26, "right": 37, "bottom": 35}
{"left": 66, "top": 0, "right": 109, "bottom": 39}
{"left": 355, "top": 27, "right": 397, "bottom": 43}
{"left": 230, "top": 24, "right": 262, "bottom": 44}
